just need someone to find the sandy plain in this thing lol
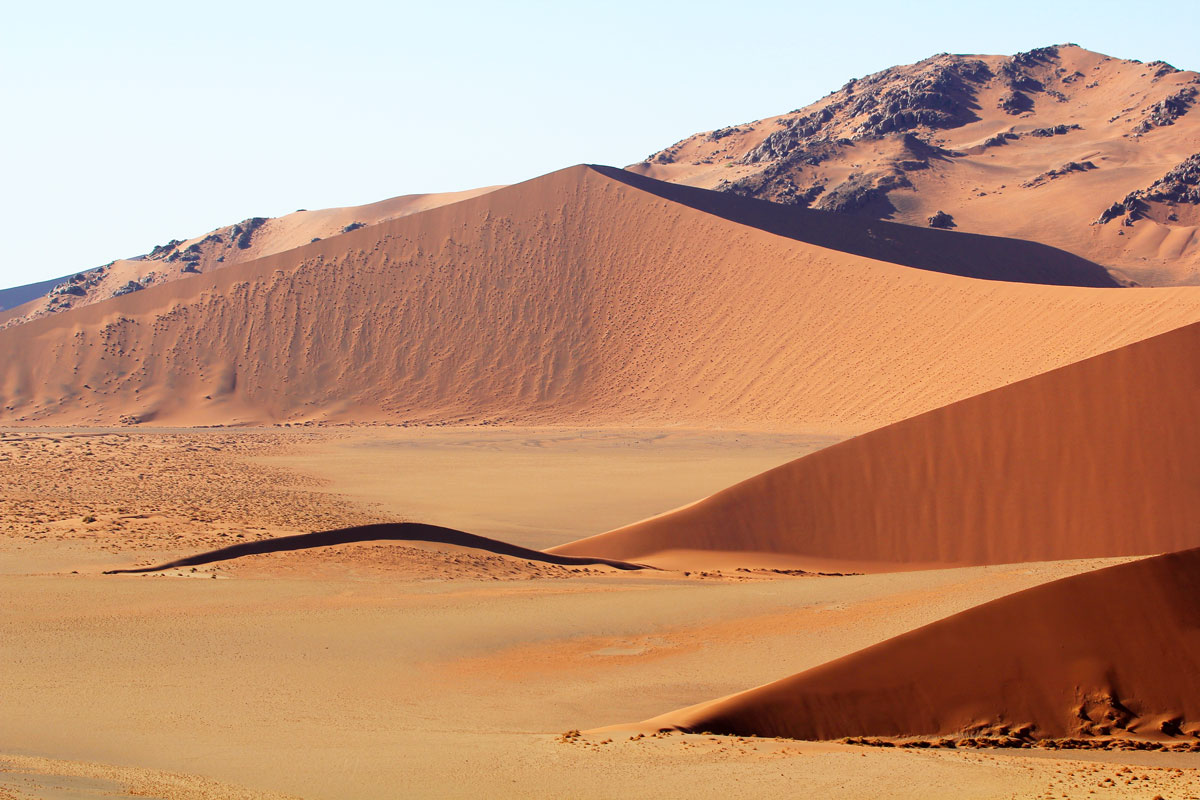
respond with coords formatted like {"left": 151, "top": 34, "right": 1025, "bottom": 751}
{"left": 3, "top": 427, "right": 1199, "bottom": 799}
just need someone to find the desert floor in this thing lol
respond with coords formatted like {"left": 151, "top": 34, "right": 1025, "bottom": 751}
{"left": 2, "top": 428, "right": 1197, "bottom": 799}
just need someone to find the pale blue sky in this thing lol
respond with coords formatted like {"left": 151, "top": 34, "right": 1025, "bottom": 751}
{"left": 2, "top": 0, "right": 1196, "bottom": 288}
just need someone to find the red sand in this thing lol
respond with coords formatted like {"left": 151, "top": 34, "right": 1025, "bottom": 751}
{"left": 1, "top": 166, "right": 1198, "bottom": 431}
{"left": 637, "top": 548, "right": 1200, "bottom": 741}
{"left": 553, "top": 320, "right": 1200, "bottom": 569}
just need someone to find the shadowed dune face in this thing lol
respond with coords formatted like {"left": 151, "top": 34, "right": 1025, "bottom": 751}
{"left": 102, "top": 522, "right": 652, "bottom": 574}
{"left": 1, "top": 166, "right": 1199, "bottom": 430}
{"left": 594, "top": 166, "right": 1119, "bottom": 286}
{"left": 552, "top": 321, "right": 1200, "bottom": 569}
{"left": 641, "top": 548, "right": 1200, "bottom": 741}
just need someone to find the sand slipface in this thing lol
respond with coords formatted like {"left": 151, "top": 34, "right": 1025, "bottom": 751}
{"left": 552, "top": 320, "right": 1200, "bottom": 569}
{"left": 639, "top": 548, "right": 1200, "bottom": 742}
{"left": 2, "top": 166, "right": 1199, "bottom": 430}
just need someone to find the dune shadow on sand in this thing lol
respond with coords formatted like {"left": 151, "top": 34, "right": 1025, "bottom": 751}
{"left": 592, "top": 165, "right": 1120, "bottom": 287}
{"left": 103, "top": 522, "right": 655, "bottom": 574}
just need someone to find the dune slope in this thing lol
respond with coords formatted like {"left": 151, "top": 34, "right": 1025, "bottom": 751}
{"left": 552, "top": 320, "right": 1200, "bottom": 568}
{"left": 2, "top": 185, "right": 499, "bottom": 328}
{"left": 639, "top": 548, "right": 1200, "bottom": 741}
{"left": 1, "top": 166, "right": 1199, "bottom": 430}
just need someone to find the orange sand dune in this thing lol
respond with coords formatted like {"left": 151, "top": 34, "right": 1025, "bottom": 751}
{"left": 2, "top": 185, "right": 499, "bottom": 327}
{"left": 552, "top": 320, "right": 1200, "bottom": 568}
{"left": 636, "top": 547, "right": 1200, "bottom": 741}
{"left": 1, "top": 165, "right": 1199, "bottom": 430}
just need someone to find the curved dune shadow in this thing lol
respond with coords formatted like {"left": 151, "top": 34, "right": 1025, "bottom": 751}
{"left": 103, "top": 522, "right": 655, "bottom": 574}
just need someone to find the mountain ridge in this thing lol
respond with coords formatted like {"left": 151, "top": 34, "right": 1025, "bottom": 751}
{"left": 630, "top": 44, "right": 1200, "bottom": 286}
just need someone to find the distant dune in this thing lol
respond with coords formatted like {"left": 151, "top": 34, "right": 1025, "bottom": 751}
{"left": 637, "top": 548, "right": 1200, "bottom": 741}
{"left": 632, "top": 44, "right": 1200, "bottom": 286}
{"left": 1, "top": 165, "right": 1198, "bottom": 430}
{"left": 552, "top": 320, "right": 1200, "bottom": 569}
{"left": 1, "top": 185, "right": 499, "bottom": 327}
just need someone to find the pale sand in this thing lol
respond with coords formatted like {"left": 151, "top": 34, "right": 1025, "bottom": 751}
{"left": 3, "top": 427, "right": 1198, "bottom": 798}
{"left": 7, "top": 429, "right": 1200, "bottom": 796}
{"left": 0, "top": 536, "right": 1170, "bottom": 799}
{"left": 257, "top": 427, "right": 841, "bottom": 550}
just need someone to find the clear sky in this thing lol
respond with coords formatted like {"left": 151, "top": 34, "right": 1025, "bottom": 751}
{"left": 2, "top": 0, "right": 1196, "bottom": 289}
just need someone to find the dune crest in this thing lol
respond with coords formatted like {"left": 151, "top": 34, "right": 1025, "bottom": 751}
{"left": 1, "top": 166, "right": 1199, "bottom": 430}
{"left": 552, "top": 320, "right": 1200, "bottom": 568}
{"left": 635, "top": 548, "right": 1200, "bottom": 742}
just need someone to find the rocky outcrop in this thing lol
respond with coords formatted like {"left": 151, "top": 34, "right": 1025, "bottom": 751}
{"left": 1023, "top": 160, "right": 1097, "bottom": 188}
{"left": 739, "top": 58, "right": 991, "bottom": 165}
{"left": 1134, "top": 87, "right": 1197, "bottom": 133}
{"left": 927, "top": 210, "right": 955, "bottom": 228}
{"left": 1095, "top": 153, "right": 1200, "bottom": 224}
{"left": 1143, "top": 153, "right": 1200, "bottom": 204}
{"left": 982, "top": 132, "right": 1020, "bottom": 147}
{"left": 231, "top": 217, "right": 267, "bottom": 250}
{"left": 997, "top": 90, "right": 1033, "bottom": 114}
{"left": 740, "top": 107, "right": 843, "bottom": 164}
{"left": 112, "top": 280, "right": 145, "bottom": 298}
{"left": 815, "top": 171, "right": 912, "bottom": 216}
{"left": 1029, "top": 123, "right": 1081, "bottom": 137}
{"left": 46, "top": 268, "right": 108, "bottom": 310}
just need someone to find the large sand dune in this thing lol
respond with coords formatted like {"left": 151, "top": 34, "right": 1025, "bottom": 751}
{"left": 639, "top": 548, "right": 1200, "bottom": 741}
{"left": 1, "top": 165, "right": 1199, "bottom": 430}
{"left": 552, "top": 320, "right": 1200, "bottom": 569}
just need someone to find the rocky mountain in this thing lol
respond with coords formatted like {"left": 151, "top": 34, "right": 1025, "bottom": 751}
{"left": 630, "top": 44, "right": 1200, "bottom": 286}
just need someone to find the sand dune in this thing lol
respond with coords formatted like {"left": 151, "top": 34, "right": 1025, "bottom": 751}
{"left": 1, "top": 165, "right": 1199, "bottom": 430}
{"left": 104, "top": 522, "right": 652, "bottom": 574}
{"left": 637, "top": 548, "right": 1200, "bottom": 742}
{"left": 2, "top": 185, "right": 499, "bottom": 328}
{"left": 552, "top": 320, "right": 1200, "bottom": 569}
